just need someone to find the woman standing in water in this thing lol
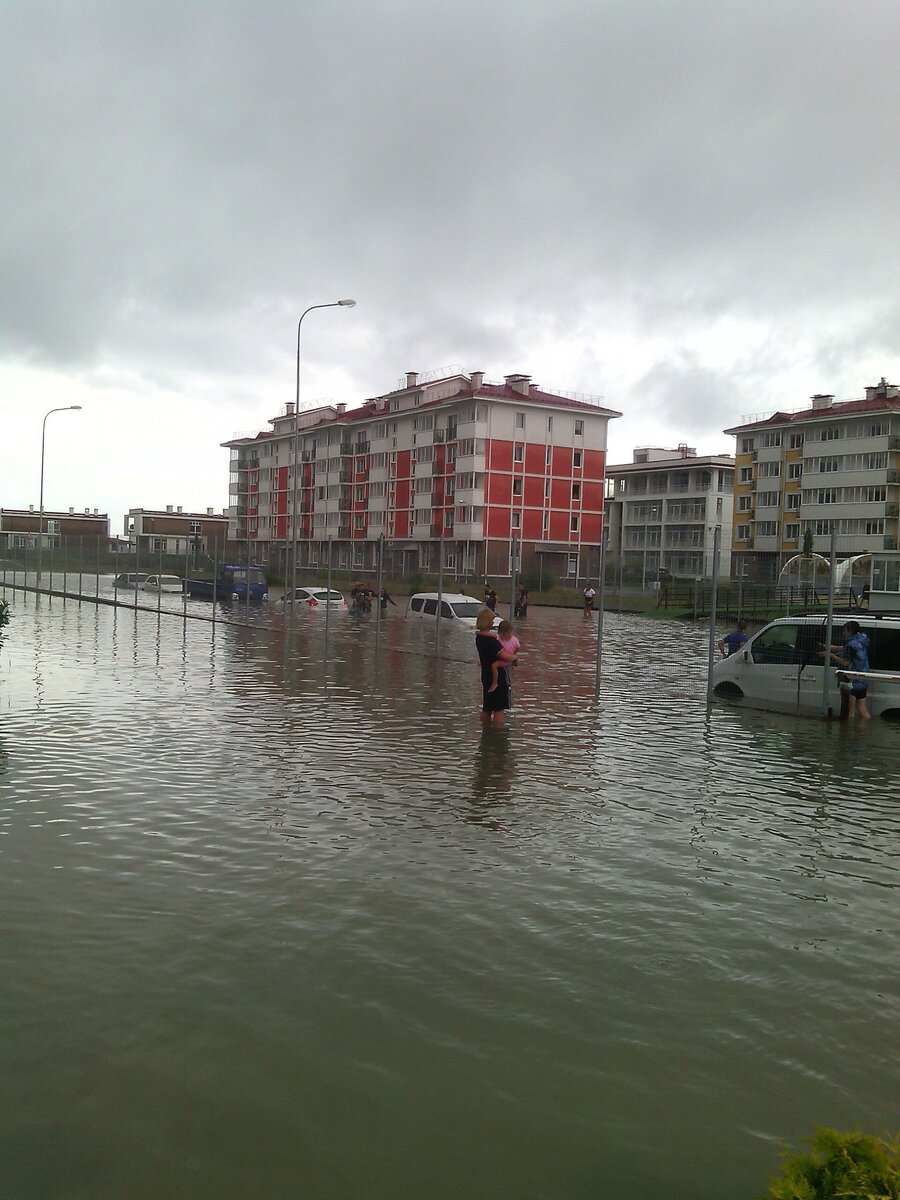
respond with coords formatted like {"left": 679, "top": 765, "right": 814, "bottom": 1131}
{"left": 475, "top": 608, "right": 514, "bottom": 725}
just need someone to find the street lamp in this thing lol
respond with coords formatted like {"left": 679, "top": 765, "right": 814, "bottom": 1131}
{"left": 37, "top": 405, "right": 82, "bottom": 584}
{"left": 289, "top": 300, "right": 356, "bottom": 610}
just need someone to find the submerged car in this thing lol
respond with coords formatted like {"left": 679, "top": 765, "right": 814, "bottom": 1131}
{"left": 185, "top": 565, "right": 268, "bottom": 604}
{"left": 113, "top": 572, "right": 150, "bottom": 588}
{"left": 142, "top": 575, "right": 185, "bottom": 594}
{"left": 406, "top": 592, "right": 500, "bottom": 628}
{"left": 280, "top": 586, "right": 347, "bottom": 610}
{"left": 711, "top": 613, "right": 900, "bottom": 721}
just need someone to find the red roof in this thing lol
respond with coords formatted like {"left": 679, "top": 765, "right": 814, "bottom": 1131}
{"left": 725, "top": 393, "right": 900, "bottom": 434}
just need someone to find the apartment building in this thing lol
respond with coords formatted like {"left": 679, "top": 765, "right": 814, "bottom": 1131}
{"left": 606, "top": 446, "right": 734, "bottom": 580}
{"left": 223, "top": 370, "right": 620, "bottom": 582}
{"left": 1, "top": 506, "right": 110, "bottom": 550}
{"left": 124, "top": 507, "right": 228, "bottom": 558}
{"left": 725, "top": 378, "right": 900, "bottom": 581}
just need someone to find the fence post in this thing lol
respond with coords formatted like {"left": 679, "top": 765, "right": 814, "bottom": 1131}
{"left": 594, "top": 533, "right": 607, "bottom": 695}
{"left": 706, "top": 526, "right": 722, "bottom": 702}
{"left": 822, "top": 528, "right": 837, "bottom": 719}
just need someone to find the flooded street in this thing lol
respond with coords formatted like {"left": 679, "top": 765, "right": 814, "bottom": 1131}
{"left": 0, "top": 588, "right": 896, "bottom": 1200}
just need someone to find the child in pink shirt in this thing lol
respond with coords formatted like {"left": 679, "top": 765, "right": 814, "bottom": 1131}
{"left": 487, "top": 619, "right": 522, "bottom": 693}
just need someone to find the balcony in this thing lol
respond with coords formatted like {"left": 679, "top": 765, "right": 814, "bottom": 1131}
{"left": 339, "top": 470, "right": 353, "bottom": 483}
{"left": 453, "top": 521, "right": 483, "bottom": 540}
{"left": 454, "top": 487, "right": 485, "bottom": 506}
{"left": 355, "top": 441, "right": 370, "bottom": 455}
{"left": 434, "top": 429, "right": 446, "bottom": 443}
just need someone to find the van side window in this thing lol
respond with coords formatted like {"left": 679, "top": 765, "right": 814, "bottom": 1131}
{"left": 751, "top": 624, "right": 804, "bottom": 665}
{"left": 423, "top": 599, "right": 438, "bottom": 615}
{"left": 870, "top": 628, "right": 900, "bottom": 671}
{"left": 440, "top": 601, "right": 454, "bottom": 619}
{"left": 411, "top": 598, "right": 424, "bottom": 612}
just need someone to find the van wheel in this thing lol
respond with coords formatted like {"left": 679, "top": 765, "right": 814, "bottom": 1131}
{"left": 714, "top": 682, "right": 744, "bottom": 701}
{"left": 880, "top": 709, "right": 900, "bottom": 725}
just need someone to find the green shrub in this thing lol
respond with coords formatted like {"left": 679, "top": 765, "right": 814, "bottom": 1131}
{"left": 763, "top": 1128, "right": 899, "bottom": 1199}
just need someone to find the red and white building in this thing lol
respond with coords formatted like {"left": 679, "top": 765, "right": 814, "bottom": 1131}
{"left": 224, "top": 370, "right": 620, "bottom": 582}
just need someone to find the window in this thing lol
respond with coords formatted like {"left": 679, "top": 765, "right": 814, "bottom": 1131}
{"left": 758, "top": 491, "right": 780, "bottom": 507}
{"left": 413, "top": 446, "right": 433, "bottom": 463}
{"left": 739, "top": 466, "right": 754, "bottom": 482}
{"left": 415, "top": 477, "right": 431, "bottom": 494}
{"left": 785, "top": 523, "right": 800, "bottom": 540}
{"left": 570, "top": 514, "right": 580, "bottom": 532}
{"left": 816, "top": 457, "right": 840, "bottom": 473}
{"left": 572, "top": 483, "right": 581, "bottom": 500}
{"left": 751, "top": 623, "right": 808, "bottom": 666}
{"left": 760, "top": 461, "right": 780, "bottom": 478}
{"left": 789, "top": 432, "right": 804, "bottom": 449}
{"left": 787, "top": 462, "right": 803, "bottom": 479}
{"left": 738, "top": 495, "right": 753, "bottom": 511}
{"left": 757, "top": 521, "right": 779, "bottom": 537}
{"left": 573, "top": 450, "right": 583, "bottom": 468}
{"left": 574, "top": 419, "right": 584, "bottom": 436}
{"left": 372, "top": 422, "right": 387, "bottom": 440}
{"left": 189, "top": 521, "right": 201, "bottom": 534}
{"left": 356, "top": 487, "right": 366, "bottom": 502}
{"left": 821, "top": 426, "right": 842, "bottom": 441}
{"left": 567, "top": 554, "right": 577, "bottom": 576}
{"left": 513, "top": 445, "right": 524, "bottom": 463}
{"left": 512, "top": 512, "right": 521, "bottom": 529}
{"left": 816, "top": 488, "right": 839, "bottom": 505}
{"left": 515, "top": 411, "right": 525, "bottom": 429}
{"left": 763, "top": 432, "right": 782, "bottom": 447}
{"left": 512, "top": 478, "right": 523, "bottom": 496}
{"left": 740, "top": 437, "right": 755, "bottom": 453}
{"left": 736, "top": 524, "right": 751, "bottom": 540}
{"left": 785, "top": 493, "right": 801, "bottom": 510}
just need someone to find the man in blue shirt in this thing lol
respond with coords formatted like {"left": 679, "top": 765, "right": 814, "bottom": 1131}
{"left": 718, "top": 620, "right": 748, "bottom": 658}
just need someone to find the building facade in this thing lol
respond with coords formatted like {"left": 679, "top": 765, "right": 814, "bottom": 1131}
{"left": 124, "top": 507, "right": 228, "bottom": 558}
{"left": 224, "top": 370, "right": 620, "bottom": 583}
{"left": 725, "top": 379, "right": 900, "bottom": 581}
{"left": 1, "top": 507, "right": 110, "bottom": 550}
{"left": 606, "top": 446, "right": 734, "bottom": 580}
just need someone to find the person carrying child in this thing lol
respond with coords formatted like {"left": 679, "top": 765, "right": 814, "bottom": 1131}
{"left": 487, "top": 618, "right": 521, "bottom": 700}
{"left": 475, "top": 609, "right": 516, "bottom": 724}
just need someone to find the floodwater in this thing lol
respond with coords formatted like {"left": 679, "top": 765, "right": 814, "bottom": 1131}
{"left": 0, "top": 586, "right": 896, "bottom": 1200}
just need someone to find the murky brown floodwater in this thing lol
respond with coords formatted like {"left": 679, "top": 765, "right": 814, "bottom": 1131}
{"left": 0, "top": 583, "right": 896, "bottom": 1200}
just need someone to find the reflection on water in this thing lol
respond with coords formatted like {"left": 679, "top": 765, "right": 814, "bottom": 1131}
{"left": 0, "top": 590, "right": 896, "bottom": 1200}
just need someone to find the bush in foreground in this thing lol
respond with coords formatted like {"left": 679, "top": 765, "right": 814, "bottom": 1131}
{"left": 763, "top": 1127, "right": 899, "bottom": 1199}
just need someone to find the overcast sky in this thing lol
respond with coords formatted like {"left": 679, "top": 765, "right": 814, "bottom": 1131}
{"left": 2, "top": 0, "right": 898, "bottom": 532}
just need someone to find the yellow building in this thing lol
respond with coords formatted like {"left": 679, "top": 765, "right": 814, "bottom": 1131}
{"left": 725, "top": 379, "right": 900, "bottom": 581}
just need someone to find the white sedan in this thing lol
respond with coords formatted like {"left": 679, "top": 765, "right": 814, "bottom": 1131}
{"left": 142, "top": 575, "right": 185, "bottom": 594}
{"left": 280, "top": 586, "right": 347, "bottom": 610}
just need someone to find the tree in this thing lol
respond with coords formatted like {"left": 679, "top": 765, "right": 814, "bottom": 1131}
{"left": 802, "top": 528, "right": 814, "bottom": 558}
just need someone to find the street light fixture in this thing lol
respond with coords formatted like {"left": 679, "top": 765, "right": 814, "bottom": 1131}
{"left": 289, "top": 300, "right": 356, "bottom": 612}
{"left": 37, "top": 405, "right": 82, "bottom": 584}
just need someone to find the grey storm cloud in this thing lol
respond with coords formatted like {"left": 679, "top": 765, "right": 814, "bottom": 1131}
{"left": 1, "top": 0, "right": 898, "bottom": 394}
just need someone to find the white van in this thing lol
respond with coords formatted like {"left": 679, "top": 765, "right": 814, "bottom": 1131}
{"left": 712, "top": 613, "right": 900, "bottom": 720}
{"left": 406, "top": 592, "right": 499, "bottom": 629}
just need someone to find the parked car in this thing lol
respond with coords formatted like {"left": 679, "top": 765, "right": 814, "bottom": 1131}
{"left": 280, "top": 586, "right": 347, "bottom": 610}
{"left": 711, "top": 613, "right": 900, "bottom": 720}
{"left": 113, "top": 572, "right": 150, "bottom": 588}
{"left": 406, "top": 592, "right": 500, "bottom": 628}
{"left": 142, "top": 575, "right": 185, "bottom": 594}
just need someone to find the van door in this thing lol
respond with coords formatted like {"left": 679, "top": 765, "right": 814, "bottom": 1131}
{"left": 744, "top": 623, "right": 829, "bottom": 713}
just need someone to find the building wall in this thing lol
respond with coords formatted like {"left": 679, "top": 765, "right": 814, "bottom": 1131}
{"left": 225, "top": 373, "right": 617, "bottom": 581}
{"left": 607, "top": 458, "right": 734, "bottom": 579}
{"left": 728, "top": 397, "right": 900, "bottom": 580}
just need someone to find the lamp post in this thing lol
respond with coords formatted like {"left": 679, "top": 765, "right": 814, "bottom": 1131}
{"left": 37, "top": 405, "right": 82, "bottom": 584}
{"left": 289, "top": 300, "right": 356, "bottom": 611}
